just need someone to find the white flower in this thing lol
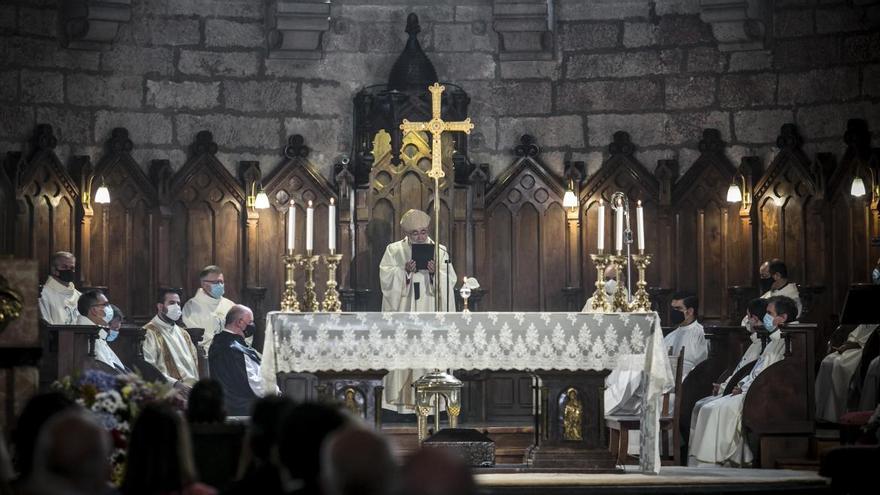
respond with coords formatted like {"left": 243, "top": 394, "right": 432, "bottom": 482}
{"left": 92, "top": 389, "right": 124, "bottom": 415}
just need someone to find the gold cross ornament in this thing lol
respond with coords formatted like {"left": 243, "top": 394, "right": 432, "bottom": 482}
{"left": 399, "top": 83, "right": 474, "bottom": 180}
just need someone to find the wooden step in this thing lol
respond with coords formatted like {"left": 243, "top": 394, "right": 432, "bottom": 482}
{"left": 775, "top": 457, "right": 821, "bottom": 471}
{"left": 381, "top": 424, "right": 534, "bottom": 464}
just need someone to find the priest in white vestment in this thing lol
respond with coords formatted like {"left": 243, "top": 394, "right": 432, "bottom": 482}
{"left": 182, "top": 265, "right": 236, "bottom": 352}
{"left": 605, "top": 292, "right": 707, "bottom": 416}
{"left": 581, "top": 264, "right": 619, "bottom": 312}
{"left": 688, "top": 295, "right": 798, "bottom": 467}
{"left": 38, "top": 251, "right": 81, "bottom": 325}
{"left": 143, "top": 289, "right": 200, "bottom": 387}
{"left": 379, "top": 209, "right": 457, "bottom": 413}
{"left": 76, "top": 289, "right": 130, "bottom": 374}
{"left": 815, "top": 324, "right": 879, "bottom": 422}
{"left": 742, "top": 260, "right": 802, "bottom": 325}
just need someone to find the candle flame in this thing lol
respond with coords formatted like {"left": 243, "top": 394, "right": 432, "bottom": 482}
{"left": 330, "top": 197, "right": 335, "bottom": 205}
{"left": 308, "top": 200, "right": 313, "bottom": 207}
{"left": 599, "top": 199, "right": 604, "bottom": 205}
{"left": 637, "top": 200, "right": 642, "bottom": 206}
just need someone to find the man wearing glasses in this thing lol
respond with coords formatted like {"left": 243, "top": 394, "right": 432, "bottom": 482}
{"left": 183, "top": 265, "right": 237, "bottom": 351}
{"left": 76, "top": 289, "right": 129, "bottom": 374}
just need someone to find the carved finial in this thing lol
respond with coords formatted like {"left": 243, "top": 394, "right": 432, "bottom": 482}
{"left": 608, "top": 131, "right": 634, "bottom": 156}
{"left": 107, "top": 127, "right": 133, "bottom": 154}
{"left": 698, "top": 128, "right": 724, "bottom": 153}
{"left": 776, "top": 123, "right": 802, "bottom": 150}
{"left": 514, "top": 135, "right": 540, "bottom": 157}
{"left": 32, "top": 124, "right": 57, "bottom": 151}
{"left": 843, "top": 119, "right": 871, "bottom": 156}
{"left": 333, "top": 157, "right": 354, "bottom": 199}
{"left": 283, "top": 135, "right": 310, "bottom": 159}
{"left": 191, "top": 130, "right": 217, "bottom": 156}
{"left": 405, "top": 13, "right": 421, "bottom": 35}
{"left": 564, "top": 161, "right": 586, "bottom": 183}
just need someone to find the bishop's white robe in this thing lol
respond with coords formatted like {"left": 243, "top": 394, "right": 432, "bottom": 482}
{"left": 605, "top": 320, "right": 707, "bottom": 415}
{"left": 182, "top": 288, "right": 236, "bottom": 351}
{"left": 379, "top": 237, "right": 457, "bottom": 412}
{"left": 143, "top": 315, "right": 200, "bottom": 385}
{"left": 39, "top": 276, "right": 81, "bottom": 325}
{"left": 76, "top": 315, "right": 128, "bottom": 373}
{"left": 815, "top": 324, "right": 878, "bottom": 422}
{"left": 688, "top": 329, "right": 786, "bottom": 467}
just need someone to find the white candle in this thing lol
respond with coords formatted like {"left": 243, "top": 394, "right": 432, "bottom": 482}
{"left": 328, "top": 198, "right": 336, "bottom": 253}
{"left": 597, "top": 199, "right": 605, "bottom": 252}
{"left": 615, "top": 203, "right": 623, "bottom": 252}
{"left": 286, "top": 200, "right": 296, "bottom": 253}
{"left": 306, "top": 200, "right": 314, "bottom": 252}
{"left": 636, "top": 200, "right": 645, "bottom": 251}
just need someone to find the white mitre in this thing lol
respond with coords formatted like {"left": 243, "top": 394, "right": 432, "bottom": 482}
{"left": 400, "top": 209, "right": 430, "bottom": 231}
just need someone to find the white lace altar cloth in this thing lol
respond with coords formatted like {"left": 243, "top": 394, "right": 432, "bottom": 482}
{"left": 260, "top": 311, "right": 672, "bottom": 474}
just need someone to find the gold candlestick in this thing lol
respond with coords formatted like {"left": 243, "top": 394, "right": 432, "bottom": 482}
{"left": 280, "top": 252, "right": 300, "bottom": 312}
{"left": 321, "top": 252, "right": 343, "bottom": 312}
{"left": 629, "top": 252, "right": 653, "bottom": 312}
{"left": 296, "top": 252, "right": 320, "bottom": 312}
{"left": 589, "top": 253, "right": 611, "bottom": 312}
{"left": 610, "top": 254, "right": 630, "bottom": 312}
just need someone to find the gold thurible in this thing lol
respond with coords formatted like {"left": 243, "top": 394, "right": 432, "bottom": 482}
{"left": 629, "top": 252, "right": 653, "bottom": 312}
{"left": 321, "top": 251, "right": 343, "bottom": 312}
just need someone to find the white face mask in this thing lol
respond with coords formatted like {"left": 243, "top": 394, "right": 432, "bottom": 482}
{"left": 604, "top": 279, "right": 618, "bottom": 295}
{"left": 103, "top": 305, "right": 114, "bottom": 324}
{"left": 165, "top": 303, "right": 182, "bottom": 321}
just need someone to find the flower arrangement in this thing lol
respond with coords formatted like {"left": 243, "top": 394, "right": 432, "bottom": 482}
{"left": 53, "top": 370, "right": 177, "bottom": 484}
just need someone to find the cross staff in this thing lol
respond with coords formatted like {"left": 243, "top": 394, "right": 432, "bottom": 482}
{"left": 400, "top": 83, "right": 474, "bottom": 311}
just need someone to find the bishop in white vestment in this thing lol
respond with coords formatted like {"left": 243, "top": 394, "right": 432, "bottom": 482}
{"left": 815, "top": 324, "right": 879, "bottom": 422}
{"left": 182, "top": 265, "right": 236, "bottom": 351}
{"left": 143, "top": 289, "right": 200, "bottom": 387}
{"left": 38, "top": 251, "right": 81, "bottom": 325}
{"left": 379, "top": 209, "right": 458, "bottom": 412}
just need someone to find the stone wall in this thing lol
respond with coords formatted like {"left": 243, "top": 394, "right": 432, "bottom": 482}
{"left": 0, "top": 0, "right": 878, "bottom": 181}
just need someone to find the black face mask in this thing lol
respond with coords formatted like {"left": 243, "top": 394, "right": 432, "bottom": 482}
{"left": 244, "top": 322, "right": 256, "bottom": 338}
{"left": 670, "top": 309, "right": 686, "bottom": 326}
{"left": 56, "top": 269, "right": 75, "bottom": 284}
{"left": 759, "top": 277, "right": 773, "bottom": 294}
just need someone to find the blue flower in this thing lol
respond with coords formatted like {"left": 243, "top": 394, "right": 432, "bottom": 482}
{"left": 78, "top": 370, "right": 118, "bottom": 392}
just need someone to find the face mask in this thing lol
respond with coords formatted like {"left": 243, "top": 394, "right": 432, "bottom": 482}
{"left": 762, "top": 313, "right": 776, "bottom": 331}
{"left": 57, "top": 269, "right": 75, "bottom": 284}
{"left": 209, "top": 283, "right": 225, "bottom": 299}
{"left": 670, "top": 309, "right": 685, "bottom": 326}
{"left": 872, "top": 268, "right": 880, "bottom": 285}
{"left": 759, "top": 277, "right": 773, "bottom": 293}
{"left": 106, "top": 329, "right": 119, "bottom": 342}
{"left": 165, "top": 303, "right": 182, "bottom": 321}
{"left": 604, "top": 279, "right": 618, "bottom": 295}
{"left": 103, "top": 305, "right": 114, "bottom": 324}
{"left": 243, "top": 322, "right": 256, "bottom": 338}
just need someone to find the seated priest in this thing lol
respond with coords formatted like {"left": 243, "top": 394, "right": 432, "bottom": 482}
{"left": 815, "top": 323, "right": 879, "bottom": 423}
{"left": 743, "top": 260, "right": 802, "bottom": 325}
{"left": 581, "top": 264, "right": 618, "bottom": 312}
{"left": 143, "top": 289, "right": 200, "bottom": 389}
{"left": 605, "top": 292, "right": 707, "bottom": 415}
{"left": 379, "top": 209, "right": 457, "bottom": 415}
{"left": 689, "top": 298, "right": 768, "bottom": 442}
{"left": 76, "top": 290, "right": 130, "bottom": 374}
{"left": 38, "top": 251, "right": 81, "bottom": 325}
{"left": 183, "top": 265, "right": 236, "bottom": 352}
{"left": 209, "top": 305, "right": 275, "bottom": 416}
{"left": 688, "top": 295, "right": 798, "bottom": 467}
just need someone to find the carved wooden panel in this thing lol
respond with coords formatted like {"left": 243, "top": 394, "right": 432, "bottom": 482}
{"left": 0, "top": 156, "right": 12, "bottom": 255}
{"left": 6, "top": 125, "right": 80, "bottom": 282}
{"left": 164, "top": 131, "right": 245, "bottom": 303}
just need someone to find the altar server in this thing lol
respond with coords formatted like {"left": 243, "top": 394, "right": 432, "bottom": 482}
{"left": 379, "top": 209, "right": 457, "bottom": 414}
{"left": 143, "top": 289, "right": 200, "bottom": 388}
{"left": 688, "top": 295, "right": 797, "bottom": 467}
{"left": 76, "top": 289, "right": 130, "bottom": 374}
{"left": 209, "top": 305, "right": 272, "bottom": 416}
{"left": 39, "top": 251, "right": 81, "bottom": 325}
{"left": 182, "top": 265, "right": 236, "bottom": 351}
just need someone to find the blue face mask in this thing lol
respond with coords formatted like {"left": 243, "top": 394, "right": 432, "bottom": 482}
{"left": 103, "top": 305, "right": 114, "bottom": 324}
{"left": 209, "top": 283, "right": 225, "bottom": 299}
{"left": 106, "top": 329, "right": 119, "bottom": 342}
{"left": 762, "top": 313, "right": 776, "bottom": 331}
{"left": 873, "top": 268, "right": 880, "bottom": 285}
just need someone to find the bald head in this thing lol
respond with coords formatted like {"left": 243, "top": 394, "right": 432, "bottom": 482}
{"left": 400, "top": 448, "right": 476, "bottom": 495}
{"left": 32, "top": 410, "right": 111, "bottom": 493}
{"left": 224, "top": 304, "right": 253, "bottom": 336}
{"left": 321, "top": 427, "right": 396, "bottom": 495}
{"left": 604, "top": 265, "right": 617, "bottom": 280}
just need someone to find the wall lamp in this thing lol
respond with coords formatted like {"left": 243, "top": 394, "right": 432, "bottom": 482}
{"left": 850, "top": 166, "right": 877, "bottom": 199}
{"left": 726, "top": 173, "right": 751, "bottom": 211}
{"left": 562, "top": 178, "right": 578, "bottom": 210}
{"left": 248, "top": 182, "right": 270, "bottom": 210}
{"left": 83, "top": 175, "right": 110, "bottom": 208}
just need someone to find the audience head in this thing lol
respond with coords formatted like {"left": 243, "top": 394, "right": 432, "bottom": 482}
{"left": 224, "top": 305, "right": 255, "bottom": 338}
{"left": 399, "top": 448, "right": 476, "bottom": 495}
{"left": 670, "top": 292, "right": 698, "bottom": 326}
{"left": 400, "top": 209, "right": 431, "bottom": 244}
{"left": 198, "top": 265, "right": 225, "bottom": 299}
{"left": 321, "top": 427, "right": 396, "bottom": 495}
{"left": 157, "top": 288, "right": 183, "bottom": 323}
{"left": 278, "top": 402, "right": 349, "bottom": 492}
{"left": 49, "top": 251, "right": 76, "bottom": 285}
{"left": 746, "top": 298, "right": 769, "bottom": 331}
{"left": 121, "top": 402, "right": 197, "bottom": 495}
{"left": 11, "top": 391, "right": 76, "bottom": 479}
{"left": 766, "top": 295, "right": 798, "bottom": 330}
{"left": 248, "top": 395, "right": 294, "bottom": 463}
{"left": 77, "top": 289, "right": 113, "bottom": 326}
{"left": 758, "top": 260, "right": 772, "bottom": 293}
{"left": 32, "top": 409, "right": 111, "bottom": 494}
{"left": 186, "top": 379, "right": 226, "bottom": 424}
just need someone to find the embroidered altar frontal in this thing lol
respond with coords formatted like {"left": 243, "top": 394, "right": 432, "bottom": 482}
{"left": 262, "top": 311, "right": 660, "bottom": 376}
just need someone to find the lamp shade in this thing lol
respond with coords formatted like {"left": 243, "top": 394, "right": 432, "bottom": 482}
{"left": 850, "top": 176, "right": 867, "bottom": 197}
{"left": 254, "top": 191, "right": 270, "bottom": 209}
{"left": 726, "top": 183, "right": 742, "bottom": 203}
{"left": 94, "top": 185, "right": 110, "bottom": 204}
{"left": 562, "top": 189, "right": 578, "bottom": 208}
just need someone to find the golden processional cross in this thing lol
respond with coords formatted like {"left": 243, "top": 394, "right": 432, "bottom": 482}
{"left": 400, "top": 83, "right": 474, "bottom": 311}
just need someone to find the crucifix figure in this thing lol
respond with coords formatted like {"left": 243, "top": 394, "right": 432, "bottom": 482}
{"left": 400, "top": 82, "right": 475, "bottom": 311}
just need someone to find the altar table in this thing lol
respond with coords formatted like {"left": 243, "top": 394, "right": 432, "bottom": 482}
{"left": 261, "top": 311, "right": 672, "bottom": 474}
